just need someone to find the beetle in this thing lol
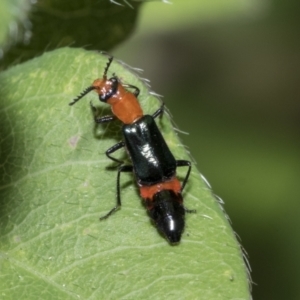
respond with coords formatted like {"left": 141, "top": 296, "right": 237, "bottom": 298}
{"left": 70, "top": 57, "right": 194, "bottom": 243}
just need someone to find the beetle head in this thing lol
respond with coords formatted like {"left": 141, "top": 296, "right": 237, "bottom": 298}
{"left": 69, "top": 56, "right": 116, "bottom": 106}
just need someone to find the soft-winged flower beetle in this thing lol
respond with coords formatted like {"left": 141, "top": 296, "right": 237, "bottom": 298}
{"left": 69, "top": 57, "right": 195, "bottom": 244}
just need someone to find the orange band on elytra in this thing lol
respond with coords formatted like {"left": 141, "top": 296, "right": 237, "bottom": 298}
{"left": 139, "top": 177, "right": 181, "bottom": 200}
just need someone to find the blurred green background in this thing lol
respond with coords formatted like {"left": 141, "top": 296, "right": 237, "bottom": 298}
{"left": 113, "top": 1, "right": 300, "bottom": 299}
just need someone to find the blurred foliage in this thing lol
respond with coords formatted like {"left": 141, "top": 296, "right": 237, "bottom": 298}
{"left": 114, "top": 1, "right": 300, "bottom": 299}
{"left": 0, "top": 0, "right": 140, "bottom": 69}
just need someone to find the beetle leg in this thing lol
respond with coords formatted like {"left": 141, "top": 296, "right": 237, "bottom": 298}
{"left": 152, "top": 103, "right": 165, "bottom": 119}
{"left": 106, "top": 142, "right": 125, "bottom": 164}
{"left": 90, "top": 101, "right": 116, "bottom": 123}
{"left": 122, "top": 83, "right": 140, "bottom": 97}
{"left": 176, "top": 160, "right": 191, "bottom": 192}
{"left": 176, "top": 160, "right": 196, "bottom": 213}
{"left": 100, "top": 165, "right": 133, "bottom": 220}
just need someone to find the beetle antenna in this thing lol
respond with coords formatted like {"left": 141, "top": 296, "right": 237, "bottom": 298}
{"left": 69, "top": 86, "right": 96, "bottom": 106}
{"left": 103, "top": 56, "right": 114, "bottom": 78}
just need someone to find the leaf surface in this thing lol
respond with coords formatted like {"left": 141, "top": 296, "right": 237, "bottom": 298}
{"left": 0, "top": 48, "right": 250, "bottom": 299}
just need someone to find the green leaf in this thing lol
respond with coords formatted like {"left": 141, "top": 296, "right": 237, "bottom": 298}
{"left": 0, "top": 0, "right": 32, "bottom": 47}
{"left": 0, "top": 0, "right": 141, "bottom": 69}
{"left": 0, "top": 48, "right": 250, "bottom": 299}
